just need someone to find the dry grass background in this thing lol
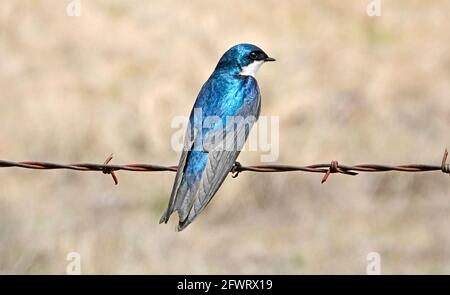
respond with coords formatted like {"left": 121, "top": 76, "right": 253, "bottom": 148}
{"left": 0, "top": 0, "right": 450, "bottom": 274}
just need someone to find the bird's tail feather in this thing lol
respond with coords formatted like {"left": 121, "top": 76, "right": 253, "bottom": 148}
{"left": 159, "top": 209, "right": 171, "bottom": 224}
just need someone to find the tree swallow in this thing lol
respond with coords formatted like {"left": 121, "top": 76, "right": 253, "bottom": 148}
{"left": 160, "top": 44, "right": 275, "bottom": 231}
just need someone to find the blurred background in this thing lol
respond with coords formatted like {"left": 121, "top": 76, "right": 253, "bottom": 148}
{"left": 0, "top": 0, "right": 449, "bottom": 274}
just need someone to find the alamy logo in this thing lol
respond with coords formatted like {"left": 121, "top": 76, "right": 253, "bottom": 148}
{"left": 366, "top": 252, "right": 381, "bottom": 275}
{"left": 66, "top": 252, "right": 81, "bottom": 275}
{"left": 66, "top": 0, "right": 81, "bottom": 17}
{"left": 366, "top": 0, "right": 381, "bottom": 17}
{"left": 171, "top": 108, "right": 279, "bottom": 162}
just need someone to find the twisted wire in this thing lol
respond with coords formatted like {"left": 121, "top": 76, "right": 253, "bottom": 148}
{"left": 0, "top": 149, "right": 448, "bottom": 185}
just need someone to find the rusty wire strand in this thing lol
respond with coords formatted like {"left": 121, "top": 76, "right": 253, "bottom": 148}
{"left": 0, "top": 149, "right": 449, "bottom": 185}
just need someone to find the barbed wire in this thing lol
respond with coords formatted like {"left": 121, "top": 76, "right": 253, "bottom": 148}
{"left": 0, "top": 149, "right": 449, "bottom": 185}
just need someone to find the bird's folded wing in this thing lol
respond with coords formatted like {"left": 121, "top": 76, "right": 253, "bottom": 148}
{"left": 159, "top": 127, "right": 197, "bottom": 224}
{"left": 176, "top": 117, "right": 254, "bottom": 230}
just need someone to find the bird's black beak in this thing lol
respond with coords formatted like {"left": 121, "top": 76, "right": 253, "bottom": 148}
{"left": 264, "top": 57, "right": 276, "bottom": 62}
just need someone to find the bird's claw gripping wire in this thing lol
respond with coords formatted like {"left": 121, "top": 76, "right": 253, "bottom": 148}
{"left": 103, "top": 154, "right": 119, "bottom": 185}
{"left": 442, "top": 149, "right": 450, "bottom": 174}
{"left": 231, "top": 161, "right": 243, "bottom": 178}
{"left": 321, "top": 160, "right": 358, "bottom": 183}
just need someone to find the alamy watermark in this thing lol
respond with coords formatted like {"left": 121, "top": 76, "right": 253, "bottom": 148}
{"left": 66, "top": 252, "right": 81, "bottom": 275}
{"left": 66, "top": 0, "right": 81, "bottom": 17}
{"left": 367, "top": 0, "right": 381, "bottom": 17}
{"left": 171, "top": 108, "right": 279, "bottom": 162}
{"left": 366, "top": 252, "right": 381, "bottom": 275}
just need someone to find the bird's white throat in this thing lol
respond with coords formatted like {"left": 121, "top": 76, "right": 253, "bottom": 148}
{"left": 239, "top": 60, "right": 264, "bottom": 77}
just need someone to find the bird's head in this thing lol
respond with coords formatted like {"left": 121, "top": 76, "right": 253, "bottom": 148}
{"left": 215, "top": 43, "right": 275, "bottom": 77}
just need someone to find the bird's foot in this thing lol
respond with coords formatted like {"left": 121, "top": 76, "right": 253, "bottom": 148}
{"left": 231, "top": 161, "right": 242, "bottom": 178}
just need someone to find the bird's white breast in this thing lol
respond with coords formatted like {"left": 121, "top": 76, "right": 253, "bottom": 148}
{"left": 239, "top": 60, "right": 264, "bottom": 77}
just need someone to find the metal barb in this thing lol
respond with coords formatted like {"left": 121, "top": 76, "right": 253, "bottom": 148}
{"left": 321, "top": 161, "right": 338, "bottom": 183}
{"left": 442, "top": 148, "right": 450, "bottom": 174}
{"left": 102, "top": 154, "right": 118, "bottom": 185}
{"left": 321, "top": 161, "right": 358, "bottom": 183}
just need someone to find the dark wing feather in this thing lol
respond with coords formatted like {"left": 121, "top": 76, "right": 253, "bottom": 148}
{"left": 176, "top": 102, "right": 259, "bottom": 231}
{"left": 159, "top": 128, "right": 196, "bottom": 224}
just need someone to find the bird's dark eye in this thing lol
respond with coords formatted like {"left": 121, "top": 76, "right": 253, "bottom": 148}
{"left": 249, "top": 52, "right": 258, "bottom": 60}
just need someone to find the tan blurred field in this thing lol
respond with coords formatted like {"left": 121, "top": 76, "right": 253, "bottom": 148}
{"left": 0, "top": 0, "right": 449, "bottom": 274}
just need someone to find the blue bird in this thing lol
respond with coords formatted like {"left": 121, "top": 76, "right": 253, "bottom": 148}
{"left": 160, "top": 44, "right": 275, "bottom": 231}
